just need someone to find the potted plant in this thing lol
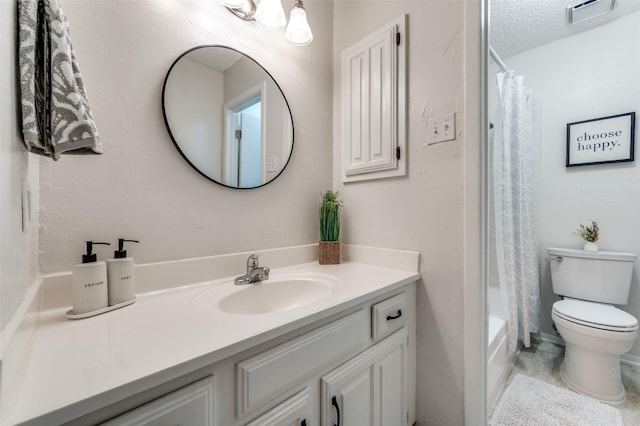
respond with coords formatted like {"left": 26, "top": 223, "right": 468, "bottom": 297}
{"left": 319, "top": 190, "right": 343, "bottom": 264}
{"left": 574, "top": 220, "right": 599, "bottom": 252}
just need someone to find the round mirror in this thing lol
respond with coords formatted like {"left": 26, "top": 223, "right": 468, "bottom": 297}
{"left": 162, "top": 45, "right": 294, "bottom": 189}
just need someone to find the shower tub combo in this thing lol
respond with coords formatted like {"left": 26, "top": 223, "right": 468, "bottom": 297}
{"left": 487, "top": 285, "right": 516, "bottom": 410}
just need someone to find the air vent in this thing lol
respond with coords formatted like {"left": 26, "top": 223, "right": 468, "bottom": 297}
{"left": 567, "top": 0, "right": 616, "bottom": 24}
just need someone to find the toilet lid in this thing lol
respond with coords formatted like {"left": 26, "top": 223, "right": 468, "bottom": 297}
{"left": 553, "top": 299, "right": 638, "bottom": 331}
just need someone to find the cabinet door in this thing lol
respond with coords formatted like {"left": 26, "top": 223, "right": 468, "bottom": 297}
{"left": 341, "top": 15, "right": 407, "bottom": 183}
{"left": 101, "top": 376, "right": 215, "bottom": 426}
{"left": 336, "top": 366, "right": 374, "bottom": 425}
{"left": 246, "top": 389, "right": 311, "bottom": 426}
{"left": 321, "top": 329, "right": 408, "bottom": 426}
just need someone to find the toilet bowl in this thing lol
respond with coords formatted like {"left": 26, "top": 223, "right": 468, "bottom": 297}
{"left": 552, "top": 298, "right": 638, "bottom": 403}
{"left": 548, "top": 247, "right": 638, "bottom": 404}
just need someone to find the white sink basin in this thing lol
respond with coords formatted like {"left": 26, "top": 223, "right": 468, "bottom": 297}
{"left": 217, "top": 275, "right": 339, "bottom": 315}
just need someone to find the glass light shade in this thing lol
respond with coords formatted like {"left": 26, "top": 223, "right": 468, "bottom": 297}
{"left": 219, "top": 0, "right": 245, "bottom": 9}
{"left": 255, "top": 0, "right": 286, "bottom": 28}
{"left": 285, "top": 6, "right": 313, "bottom": 46}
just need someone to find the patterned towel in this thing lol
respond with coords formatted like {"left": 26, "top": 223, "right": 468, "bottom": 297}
{"left": 18, "top": 0, "right": 102, "bottom": 160}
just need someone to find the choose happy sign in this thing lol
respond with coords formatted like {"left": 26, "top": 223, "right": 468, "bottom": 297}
{"left": 566, "top": 112, "right": 635, "bottom": 167}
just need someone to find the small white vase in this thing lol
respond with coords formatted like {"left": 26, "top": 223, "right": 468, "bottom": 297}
{"left": 583, "top": 241, "right": 599, "bottom": 252}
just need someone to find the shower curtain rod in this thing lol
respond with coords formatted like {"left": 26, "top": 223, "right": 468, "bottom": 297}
{"left": 490, "top": 46, "right": 508, "bottom": 72}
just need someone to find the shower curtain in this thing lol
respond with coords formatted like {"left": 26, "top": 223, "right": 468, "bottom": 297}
{"left": 493, "top": 70, "right": 540, "bottom": 352}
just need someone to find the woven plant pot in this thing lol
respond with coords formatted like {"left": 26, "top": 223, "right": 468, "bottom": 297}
{"left": 319, "top": 241, "right": 340, "bottom": 265}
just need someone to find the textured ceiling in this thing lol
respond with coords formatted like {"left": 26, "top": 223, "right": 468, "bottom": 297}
{"left": 490, "top": 0, "right": 640, "bottom": 59}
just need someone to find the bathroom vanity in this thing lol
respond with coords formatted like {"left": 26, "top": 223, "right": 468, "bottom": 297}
{"left": 4, "top": 245, "right": 419, "bottom": 426}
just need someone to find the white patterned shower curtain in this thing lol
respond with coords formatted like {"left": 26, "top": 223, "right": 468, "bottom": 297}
{"left": 493, "top": 71, "right": 540, "bottom": 353}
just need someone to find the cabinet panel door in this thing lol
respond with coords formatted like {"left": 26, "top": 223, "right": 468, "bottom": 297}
{"left": 101, "top": 376, "right": 214, "bottom": 426}
{"left": 237, "top": 309, "right": 367, "bottom": 416}
{"left": 246, "top": 388, "right": 311, "bottom": 426}
{"left": 341, "top": 15, "right": 407, "bottom": 183}
{"left": 321, "top": 329, "right": 407, "bottom": 426}
{"left": 340, "top": 367, "right": 374, "bottom": 426}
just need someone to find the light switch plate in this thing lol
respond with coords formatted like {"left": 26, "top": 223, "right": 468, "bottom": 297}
{"left": 266, "top": 156, "right": 278, "bottom": 172}
{"left": 427, "top": 112, "right": 456, "bottom": 144}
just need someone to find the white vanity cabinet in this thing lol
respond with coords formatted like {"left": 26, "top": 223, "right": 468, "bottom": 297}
{"left": 62, "top": 283, "right": 415, "bottom": 426}
{"left": 230, "top": 286, "right": 414, "bottom": 426}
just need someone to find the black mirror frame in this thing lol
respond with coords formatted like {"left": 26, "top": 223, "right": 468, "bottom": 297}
{"left": 161, "top": 45, "right": 295, "bottom": 190}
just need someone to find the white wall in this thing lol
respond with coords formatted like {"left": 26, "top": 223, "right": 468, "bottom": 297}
{"left": 333, "top": 2, "right": 466, "bottom": 424}
{"left": 0, "top": 0, "right": 39, "bottom": 328}
{"left": 502, "top": 12, "right": 640, "bottom": 358}
{"left": 38, "top": 0, "right": 334, "bottom": 273}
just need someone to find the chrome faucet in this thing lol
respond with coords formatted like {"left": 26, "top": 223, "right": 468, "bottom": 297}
{"left": 234, "top": 254, "right": 270, "bottom": 285}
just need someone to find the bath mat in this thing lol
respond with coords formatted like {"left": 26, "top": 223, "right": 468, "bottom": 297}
{"left": 489, "top": 374, "right": 623, "bottom": 426}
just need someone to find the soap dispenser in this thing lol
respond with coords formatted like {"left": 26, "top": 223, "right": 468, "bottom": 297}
{"left": 107, "top": 238, "right": 140, "bottom": 306}
{"left": 72, "top": 241, "right": 110, "bottom": 314}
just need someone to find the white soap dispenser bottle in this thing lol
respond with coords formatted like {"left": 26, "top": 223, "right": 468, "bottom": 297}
{"left": 107, "top": 238, "right": 140, "bottom": 306}
{"left": 72, "top": 241, "right": 110, "bottom": 314}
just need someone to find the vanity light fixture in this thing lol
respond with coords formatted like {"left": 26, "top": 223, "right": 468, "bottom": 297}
{"left": 255, "top": 0, "right": 286, "bottom": 28}
{"left": 221, "top": 0, "right": 257, "bottom": 21}
{"left": 221, "top": 0, "right": 313, "bottom": 46}
{"left": 285, "top": 0, "right": 313, "bottom": 46}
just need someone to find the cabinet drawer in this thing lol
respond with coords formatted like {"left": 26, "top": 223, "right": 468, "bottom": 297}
{"left": 237, "top": 309, "right": 367, "bottom": 416}
{"left": 371, "top": 292, "right": 407, "bottom": 340}
{"left": 101, "top": 376, "right": 215, "bottom": 426}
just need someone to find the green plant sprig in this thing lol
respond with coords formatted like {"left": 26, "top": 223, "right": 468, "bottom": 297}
{"left": 320, "top": 190, "right": 343, "bottom": 242}
{"left": 573, "top": 220, "right": 599, "bottom": 243}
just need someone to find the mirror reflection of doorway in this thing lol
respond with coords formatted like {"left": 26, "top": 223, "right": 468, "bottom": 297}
{"left": 224, "top": 84, "right": 265, "bottom": 187}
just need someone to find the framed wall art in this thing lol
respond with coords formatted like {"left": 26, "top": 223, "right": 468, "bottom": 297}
{"left": 566, "top": 112, "right": 635, "bottom": 167}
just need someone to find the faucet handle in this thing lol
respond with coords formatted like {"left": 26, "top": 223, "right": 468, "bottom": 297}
{"left": 248, "top": 254, "right": 259, "bottom": 268}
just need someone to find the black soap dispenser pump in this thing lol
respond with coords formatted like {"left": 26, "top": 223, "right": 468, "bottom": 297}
{"left": 72, "top": 241, "right": 110, "bottom": 314}
{"left": 106, "top": 238, "right": 140, "bottom": 306}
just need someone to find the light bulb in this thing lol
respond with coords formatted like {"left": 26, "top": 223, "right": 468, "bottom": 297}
{"left": 255, "top": 0, "right": 286, "bottom": 28}
{"left": 285, "top": 2, "right": 313, "bottom": 46}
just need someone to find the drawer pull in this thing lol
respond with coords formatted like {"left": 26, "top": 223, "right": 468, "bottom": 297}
{"left": 332, "top": 396, "right": 341, "bottom": 426}
{"left": 386, "top": 309, "right": 402, "bottom": 321}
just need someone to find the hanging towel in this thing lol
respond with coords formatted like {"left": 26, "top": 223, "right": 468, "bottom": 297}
{"left": 18, "top": 0, "right": 102, "bottom": 160}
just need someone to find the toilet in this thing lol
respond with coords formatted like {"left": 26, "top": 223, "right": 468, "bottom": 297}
{"left": 548, "top": 247, "right": 638, "bottom": 404}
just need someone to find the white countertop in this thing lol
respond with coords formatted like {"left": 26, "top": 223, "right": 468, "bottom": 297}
{"left": 7, "top": 260, "right": 419, "bottom": 425}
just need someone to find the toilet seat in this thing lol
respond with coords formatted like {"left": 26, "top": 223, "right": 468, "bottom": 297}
{"left": 553, "top": 299, "right": 638, "bottom": 332}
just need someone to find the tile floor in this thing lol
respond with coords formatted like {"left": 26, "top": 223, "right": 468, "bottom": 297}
{"left": 496, "top": 338, "right": 640, "bottom": 425}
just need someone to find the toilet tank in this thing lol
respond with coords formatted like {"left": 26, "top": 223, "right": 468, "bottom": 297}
{"left": 548, "top": 247, "right": 637, "bottom": 305}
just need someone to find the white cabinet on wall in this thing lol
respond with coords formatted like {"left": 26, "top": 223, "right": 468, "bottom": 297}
{"left": 341, "top": 15, "right": 407, "bottom": 183}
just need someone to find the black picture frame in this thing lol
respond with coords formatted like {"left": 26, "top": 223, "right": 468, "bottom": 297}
{"left": 566, "top": 112, "right": 635, "bottom": 167}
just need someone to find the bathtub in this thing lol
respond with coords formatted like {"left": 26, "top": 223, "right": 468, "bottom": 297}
{"left": 487, "top": 285, "right": 515, "bottom": 411}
